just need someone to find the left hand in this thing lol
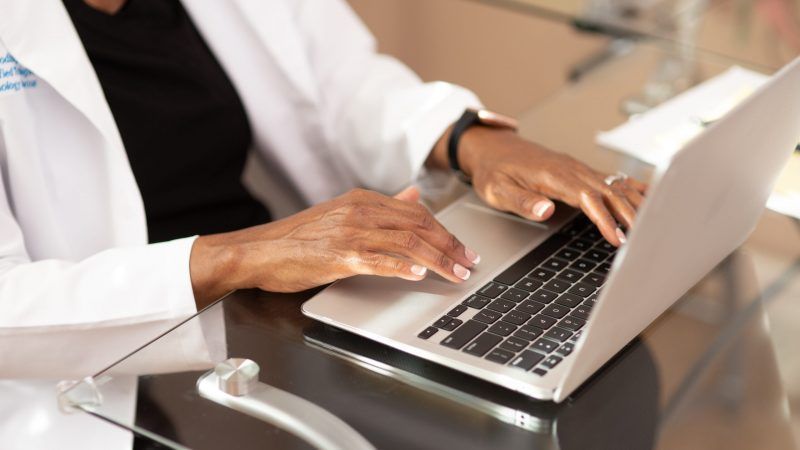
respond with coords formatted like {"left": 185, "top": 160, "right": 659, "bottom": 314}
{"left": 430, "top": 127, "right": 648, "bottom": 247}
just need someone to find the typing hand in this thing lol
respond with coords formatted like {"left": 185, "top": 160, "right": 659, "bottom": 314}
{"left": 456, "top": 127, "right": 648, "bottom": 247}
{"left": 189, "top": 186, "right": 478, "bottom": 306}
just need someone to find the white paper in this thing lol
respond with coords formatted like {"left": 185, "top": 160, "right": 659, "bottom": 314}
{"left": 596, "top": 66, "right": 800, "bottom": 219}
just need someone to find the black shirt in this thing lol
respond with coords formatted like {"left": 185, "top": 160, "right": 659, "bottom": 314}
{"left": 63, "top": 0, "right": 271, "bottom": 243}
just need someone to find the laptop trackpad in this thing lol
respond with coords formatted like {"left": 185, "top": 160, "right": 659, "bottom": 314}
{"left": 303, "top": 196, "right": 568, "bottom": 338}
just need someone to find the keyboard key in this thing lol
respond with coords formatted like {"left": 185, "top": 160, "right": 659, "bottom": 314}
{"left": 531, "top": 338, "right": 559, "bottom": 354}
{"left": 556, "top": 269, "right": 583, "bottom": 283}
{"left": 485, "top": 348, "right": 515, "bottom": 364}
{"left": 502, "top": 310, "right": 531, "bottom": 326}
{"left": 529, "top": 289, "right": 558, "bottom": 303}
{"left": 499, "top": 336, "right": 529, "bottom": 353}
{"left": 567, "top": 282, "right": 595, "bottom": 298}
{"left": 487, "top": 298, "right": 515, "bottom": 314}
{"left": 570, "top": 259, "right": 597, "bottom": 273}
{"left": 541, "top": 355, "right": 563, "bottom": 369}
{"left": 596, "top": 262, "right": 612, "bottom": 275}
{"left": 555, "top": 248, "right": 581, "bottom": 261}
{"left": 474, "top": 309, "right": 502, "bottom": 324}
{"left": 556, "top": 342, "right": 575, "bottom": 356}
{"left": 545, "top": 327, "right": 572, "bottom": 342}
{"left": 509, "top": 350, "right": 545, "bottom": 371}
{"left": 501, "top": 288, "right": 528, "bottom": 303}
{"left": 528, "top": 268, "right": 556, "bottom": 283}
{"left": 583, "top": 294, "right": 598, "bottom": 307}
{"left": 462, "top": 295, "right": 490, "bottom": 309}
{"left": 594, "top": 241, "right": 615, "bottom": 252}
{"left": 581, "top": 272, "right": 605, "bottom": 287}
{"left": 514, "top": 277, "right": 542, "bottom": 292}
{"left": 441, "top": 320, "right": 487, "bottom": 349}
{"left": 488, "top": 321, "right": 517, "bottom": 337}
{"left": 579, "top": 229, "right": 602, "bottom": 242}
{"left": 558, "top": 316, "right": 585, "bottom": 331}
{"left": 513, "top": 324, "right": 544, "bottom": 341}
{"left": 532, "top": 368, "right": 548, "bottom": 376}
{"left": 542, "top": 258, "right": 569, "bottom": 271}
{"left": 541, "top": 304, "right": 568, "bottom": 319}
{"left": 433, "top": 316, "right": 450, "bottom": 328}
{"left": 542, "top": 279, "right": 570, "bottom": 294}
{"left": 572, "top": 305, "right": 592, "bottom": 320}
{"left": 568, "top": 239, "right": 593, "bottom": 251}
{"left": 442, "top": 318, "right": 463, "bottom": 331}
{"left": 529, "top": 314, "right": 557, "bottom": 329}
{"left": 478, "top": 282, "right": 508, "bottom": 298}
{"left": 493, "top": 233, "right": 569, "bottom": 285}
{"left": 555, "top": 293, "right": 583, "bottom": 308}
{"left": 447, "top": 304, "right": 468, "bottom": 317}
{"left": 559, "top": 218, "right": 590, "bottom": 237}
{"left": 516, "top": 300, "right": 545, "bottom": 315}
{"left": 417, "top": 326, "right": 438, "bottom": 339}
{"left": 569, "top": 329, "right": 584, "bottom": 342}
{"left": 463, "top": 333, "right": 503, "bottom": 357}
{"left": 583, "top": 249, "right": 609, "bottom": 263}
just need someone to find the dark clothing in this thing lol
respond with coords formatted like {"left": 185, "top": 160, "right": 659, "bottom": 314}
{"left": 63, "top": 0, "right": 271, "bottom": 243}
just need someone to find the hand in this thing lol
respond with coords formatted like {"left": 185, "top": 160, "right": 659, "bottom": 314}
{"left": 190, "top": 187, "right": 480, "bottom": 307}
{"left": 428, "top": 127, "right": 647, "bottom": 247}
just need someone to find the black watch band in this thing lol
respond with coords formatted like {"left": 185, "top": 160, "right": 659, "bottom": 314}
{"left": 447, "top": 109, "right": 482, "bottom": 184}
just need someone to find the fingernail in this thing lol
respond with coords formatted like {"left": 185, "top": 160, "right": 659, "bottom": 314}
{"left": 411, "top": 265, "right": 427, "bottom": 276}
{"left": 453, "top": 264, "right": 471, "bottom": 280}
{"left": 533, "top": 200, "right": 553, "bottom": 218}
{"left": 616, "top": 227, "right": 627, "bottom": 244}
{"left": 464, "top": 247, "right": 481, "bottom": 264}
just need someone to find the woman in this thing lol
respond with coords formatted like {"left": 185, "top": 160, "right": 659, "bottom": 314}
{"left": 0, "top": 0, "right": 645, "bottom": 447}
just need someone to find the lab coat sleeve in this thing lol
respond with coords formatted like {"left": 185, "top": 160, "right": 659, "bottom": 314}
{"left": 0, "top": 175, "right": 202, "bottom": 378}
{"left": 293, "top": 0, "right": 483, "bottom": 194}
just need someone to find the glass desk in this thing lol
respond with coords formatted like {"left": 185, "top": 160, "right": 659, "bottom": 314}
{"left": 64, "top": 42, "right": 800, "bottom": 449}
{"left": 467, "top": 0, "right": 800, "bottom": 73}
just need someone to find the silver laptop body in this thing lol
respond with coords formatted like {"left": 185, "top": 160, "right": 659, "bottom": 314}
{"left": 303, "top": 57, "right": 800, "bottom": 402}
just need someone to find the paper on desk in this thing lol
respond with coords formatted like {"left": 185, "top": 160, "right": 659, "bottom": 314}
{"left": 596, "top": 66, "right": 800, "bottom": 219}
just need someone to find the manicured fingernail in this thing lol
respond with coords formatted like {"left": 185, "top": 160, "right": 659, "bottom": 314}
{"left": 464, "top": 247, "right": 481, "bottom": 264}
{"left": 411, "top": 265, "right": 427, "bottom": 276}
{"left": 453, "top": 264, "right": 471, "bottom": 280}
{"left": 533, "top": 200, "right": 553, "bottom": 218}
{"left": 616, "top": 227, "right": 627, "bottom": 244}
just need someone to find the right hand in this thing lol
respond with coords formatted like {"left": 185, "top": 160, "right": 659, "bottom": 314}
{"left": 190, "top": 187, "right": 480, "bottom": 306}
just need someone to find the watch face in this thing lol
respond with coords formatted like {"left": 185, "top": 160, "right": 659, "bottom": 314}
{"left": 476, "top": 109, "right": 519, "bottom": 130}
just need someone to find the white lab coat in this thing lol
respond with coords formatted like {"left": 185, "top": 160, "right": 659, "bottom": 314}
{"left": 0, "top": 0, "right": 480, "bottom": 447}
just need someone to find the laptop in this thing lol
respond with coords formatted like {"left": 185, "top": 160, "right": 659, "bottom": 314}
{"left": 302, "top": 56, "right": 800, "bottom": 402}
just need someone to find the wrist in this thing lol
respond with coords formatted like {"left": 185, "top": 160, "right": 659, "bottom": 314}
{"left": 458, "top": 126, "right": 517, "bottom": 177}
{"left": 189, "top": 235, "right": 244, "bottom": 309}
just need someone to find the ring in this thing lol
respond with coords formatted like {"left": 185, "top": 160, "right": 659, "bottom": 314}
{"left": 603, "top": 171, "right": 629, "bottom": 187}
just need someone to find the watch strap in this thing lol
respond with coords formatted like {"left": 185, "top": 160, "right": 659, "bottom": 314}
{"left": 447, "top": 109, "right": 481, "bottom": 184}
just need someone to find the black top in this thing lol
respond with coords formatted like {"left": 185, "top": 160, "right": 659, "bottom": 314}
{"left": 63, "top": 0, "right": 271, "bottom": 243}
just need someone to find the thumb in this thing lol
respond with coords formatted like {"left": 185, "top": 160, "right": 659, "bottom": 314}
{"left": 490, "top": 183, "right": 555, "bottom": 222}
{"left": 394, "top": 185, "right": 421, "bottom": 203}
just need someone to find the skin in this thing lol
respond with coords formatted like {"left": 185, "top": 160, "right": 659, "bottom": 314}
{"left": 79, "top": 0, "right": 648, "bottom": 309}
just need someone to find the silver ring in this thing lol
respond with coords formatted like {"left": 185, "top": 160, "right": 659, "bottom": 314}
{"left": 603, "top": 171, "right": 629, "bottom": 187}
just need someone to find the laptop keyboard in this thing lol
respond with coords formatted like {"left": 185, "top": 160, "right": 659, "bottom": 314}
{"left": 416, "top": 214, "right": 617, "bottom": 377}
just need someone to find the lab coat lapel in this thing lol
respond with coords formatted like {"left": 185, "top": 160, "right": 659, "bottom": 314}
{"left": 0, "top": 0, "right": 122, "bottom": 145}
{"left": 231, "top": 0, "right": 320, "bottom": 104}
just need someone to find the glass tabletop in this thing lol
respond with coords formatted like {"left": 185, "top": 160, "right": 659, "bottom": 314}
{"left": 64, "top": 41, "right": 800, "bottom": 449}
{"left": 467, "top": 0, "right": 800, "bottom": 71}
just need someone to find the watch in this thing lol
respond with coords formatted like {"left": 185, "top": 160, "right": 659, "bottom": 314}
{"left": 447, "top": 108, "right": 519, "bottom": 184}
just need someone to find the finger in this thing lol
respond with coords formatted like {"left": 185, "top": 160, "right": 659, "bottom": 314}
{"left": 579, "top": 190, "right": 626, "bottom": 247}
{"left": 377, "top": 198, "right": 480, "bottom": 267}
{"left": 484, "top": 181, "right": 556, "bottom": 222}
{"left": 348, "top": 252, "right": 429, "bottom": 281}
{"left": 626, "top": 177, "right": 649, "bottom": 194}
{"left": 394, "top": 185, "right": 421, "bottom": 203}
{"left": 602, "top": 184, "right": 637, "bottom": 230}
{"left": 621, "top": 182, "right": 645, "bottom": 209}
{"left": 371, "top": 229, "right": 471, "bottom": 283}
